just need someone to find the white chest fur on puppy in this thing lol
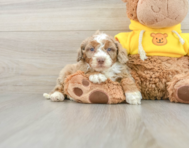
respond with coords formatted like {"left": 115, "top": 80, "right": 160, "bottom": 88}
{"left": 103, "top": 62, "right": 123, "bottom": 81}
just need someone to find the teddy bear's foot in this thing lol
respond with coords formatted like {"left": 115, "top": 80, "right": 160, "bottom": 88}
{"left": 72, "top": 85, "right": 109, "bottom": 104}
{"left": 168, "top": 73, "right": 189, "bottom": 103}
{"left": 64, "top": 71, "right": 125, "bottom": 104}
{"left": 176, "top": 86, "right": 189, "bottom": 102}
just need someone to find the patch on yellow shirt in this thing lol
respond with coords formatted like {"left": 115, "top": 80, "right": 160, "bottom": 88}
{"left": 151, "top": 33, "right": 168, "bottom": 46}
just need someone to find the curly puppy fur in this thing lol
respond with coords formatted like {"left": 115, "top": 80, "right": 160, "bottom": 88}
{"left": 44, "top": 31, "right": 142, "bottom": 105}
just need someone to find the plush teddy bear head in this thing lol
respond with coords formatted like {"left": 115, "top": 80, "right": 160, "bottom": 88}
{"left": 122, "top": 0, "right": 188, "bottom": 28}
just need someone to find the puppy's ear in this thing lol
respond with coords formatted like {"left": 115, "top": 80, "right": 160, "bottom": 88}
{"left": 122, "top": 0, "right": 127, "bottom": 2}
{"left": 116, "top": 41, "right": 128, "bottom": 64}
{"left": 77, "top": 48, "right": 83, "bottom": 62}
{"left": 77, "top": 39, "right": 88, "bottom": 62}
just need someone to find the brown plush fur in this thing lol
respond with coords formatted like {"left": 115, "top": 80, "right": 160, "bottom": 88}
{"left": 127, "top": 55, "right": 189, "bottom": 102}
{"left": 122, "top": 0, "right": 139, "bottom": 22}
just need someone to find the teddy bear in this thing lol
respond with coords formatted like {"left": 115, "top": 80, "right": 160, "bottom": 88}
{"left": 64, "top": 71, "right": 126, "bottom": 104}
{"left": 115, "top": 0, "right": 189, "bottom": 103}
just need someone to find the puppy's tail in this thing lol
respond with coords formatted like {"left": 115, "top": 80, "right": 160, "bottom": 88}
{"left": 43, "top": 93, "right": 51, "bottom": 99}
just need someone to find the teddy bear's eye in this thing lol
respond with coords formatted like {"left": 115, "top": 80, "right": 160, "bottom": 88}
{"left": 156, "top": 38, "right": 158, "bottom": 40}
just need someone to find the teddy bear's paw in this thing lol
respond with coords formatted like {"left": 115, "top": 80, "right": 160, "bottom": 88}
{"left": 125, "top": 91, "right": 142, "bottom": 105}
{"left": 50, "top": 91, "right": 65, "bottom": 102}
{"left": 89, "top": 74, "right": 107, "bottom": 84}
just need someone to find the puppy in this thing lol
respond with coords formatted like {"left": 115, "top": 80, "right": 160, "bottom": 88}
{"left": 43, "top": 31, "right": 142, "bottom": 105}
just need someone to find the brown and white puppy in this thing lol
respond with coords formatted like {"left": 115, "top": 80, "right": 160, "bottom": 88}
{"left": 43, "top": 31, "right": 142, "bottom": 105}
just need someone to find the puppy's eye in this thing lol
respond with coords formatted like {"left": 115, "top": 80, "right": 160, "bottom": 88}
{"left": 90, "top": 48, "right": 94, "bottom": 52}
{"left": 107, "top": 48, "right": 112, "bottom": 52}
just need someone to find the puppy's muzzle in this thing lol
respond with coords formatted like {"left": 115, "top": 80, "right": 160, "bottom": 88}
{"left": 97, "top": 58, "right": 105, "bottom": 65}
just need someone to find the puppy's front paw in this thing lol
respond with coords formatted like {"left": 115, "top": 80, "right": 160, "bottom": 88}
{"left": 125, "top": 91, "right": 142, "bottom": 105}
{"left": 50, "top": 91, "right": 64, "bottom": 102}
{"left": 89, "top": 74, "right": 107, "bottom": 84}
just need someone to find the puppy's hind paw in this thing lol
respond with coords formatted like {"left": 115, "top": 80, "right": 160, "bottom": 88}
{"left": 43, "top": 93, "right": 51, "bottom": 99}
{"left": 125, "top": 91, "right": 142, "bottom": 105}
{"left": 50, "top": 92, "right": 65, "bottom": 102}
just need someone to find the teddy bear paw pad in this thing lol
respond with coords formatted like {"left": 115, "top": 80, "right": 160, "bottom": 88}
{"left": 177, "top": 86, "right": 189, "bottom": 102}
{"left": 82, "top": 79, "right": 90, "bottom": 86}
{"left": 89, "top": 90, "right": 109, "bottom": 104}
{"left": 73, "top": 87, "right": 83, "bottom": 97}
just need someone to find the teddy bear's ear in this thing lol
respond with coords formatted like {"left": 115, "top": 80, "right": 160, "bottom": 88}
{"left": 77, "top": 39, "right": 88, "bottom": 62}
{"left": 122, "top": 0, "right": 127, "bottom": 2}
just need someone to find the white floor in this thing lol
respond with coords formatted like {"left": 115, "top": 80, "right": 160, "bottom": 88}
{"left": 0, "top": 93, "right": 189, "bottom": 148}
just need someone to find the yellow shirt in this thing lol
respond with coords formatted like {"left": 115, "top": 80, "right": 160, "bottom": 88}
{"left": 115, "top": 20, "right": 189, "bottom": 57}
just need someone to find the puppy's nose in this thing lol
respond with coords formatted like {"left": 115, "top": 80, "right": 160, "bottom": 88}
{"left": 97, "top": 58, "right": 105, "bottom": 65}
